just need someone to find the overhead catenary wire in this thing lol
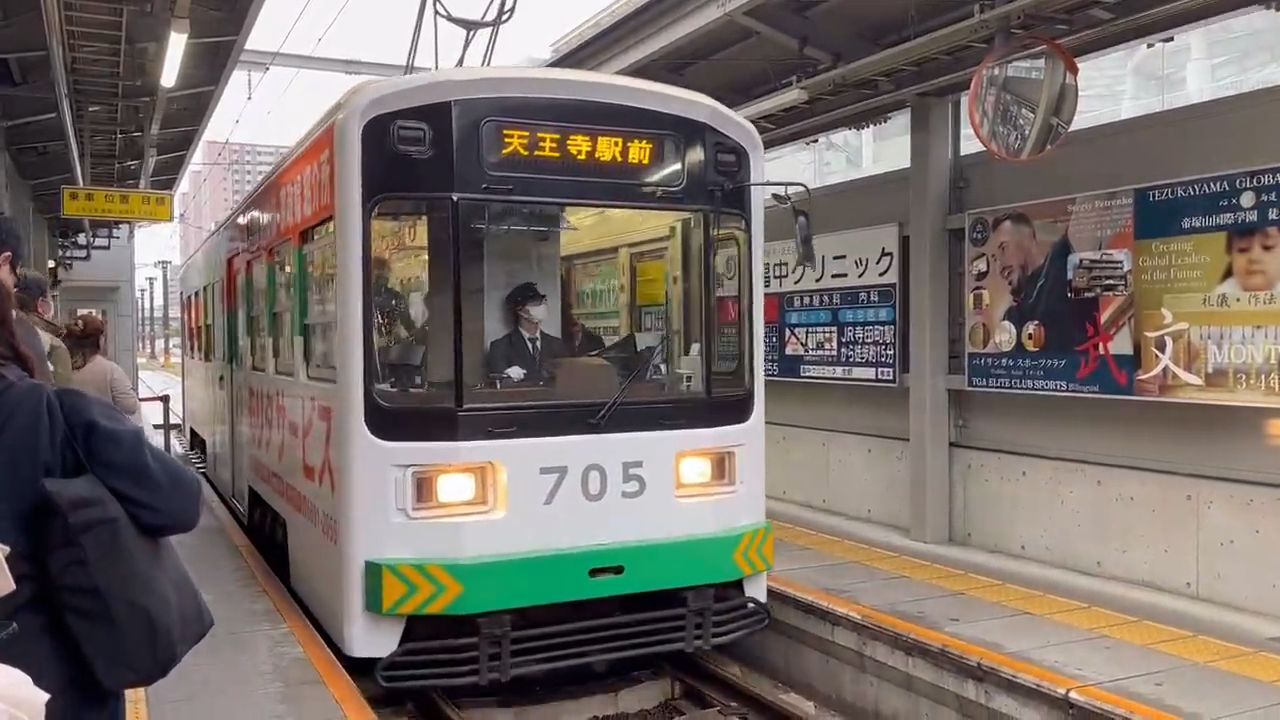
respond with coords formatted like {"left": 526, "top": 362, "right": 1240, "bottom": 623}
{"left": 176, "top": 0, "right": 320, "bottom": 231}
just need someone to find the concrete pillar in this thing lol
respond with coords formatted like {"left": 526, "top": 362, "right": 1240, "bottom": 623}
{"left": 907, "top": 96, "right": 953, "bottom": 543}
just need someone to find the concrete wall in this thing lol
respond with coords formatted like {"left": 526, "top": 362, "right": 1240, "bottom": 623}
{"left": 57, "top": 230, "right": 139, "bottom": 386}
{"left": 765, "top": 85, "right": 1280, "bottom": 617}
{"left": 0, "top": 129, "right": 52, "bottom": 271}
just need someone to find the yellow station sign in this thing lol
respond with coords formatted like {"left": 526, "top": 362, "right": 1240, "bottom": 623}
{"left": 60, "top": 186, "right": 174, "bottom": 222}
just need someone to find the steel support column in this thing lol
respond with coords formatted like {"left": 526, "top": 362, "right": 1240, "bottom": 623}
{"left": 147, "top": 275, "right": 156, "bottom": 360}
{"left": 907, "top": 96, "right": 953, "bottom": 543}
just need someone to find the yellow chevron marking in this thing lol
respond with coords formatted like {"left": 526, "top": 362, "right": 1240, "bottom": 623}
{"left": 761, "top": 526, "right": 775, "bottom": 569}
{"left": 747, "top": 529, "right": 766, "bottom": 573}
{"left": 400, "top": 564, "right": 438, "bottom": 614}
{"left": 381, "top": 567, "right": 410, "bottom": 613}
{"left": 424, "top": 565, "right": 464, "bottom": 614}
{"left": 732, "top": 530, "right": 754, "bottom": 575}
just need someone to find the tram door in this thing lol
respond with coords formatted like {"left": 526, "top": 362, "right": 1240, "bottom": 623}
{"left": 227, "top": 258, "right": 248, "bottom": 512}
{"left": 209, "top": 277, "right": 234, "bottom": 500}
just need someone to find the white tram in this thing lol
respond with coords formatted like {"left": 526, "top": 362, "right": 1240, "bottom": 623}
{"left": 178, "top": 68, "right": 810, "bottom": 687}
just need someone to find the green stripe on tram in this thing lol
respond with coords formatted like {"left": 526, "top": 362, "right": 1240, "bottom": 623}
{"left": 363, "top": 521, "right": 773, "bottom": 616}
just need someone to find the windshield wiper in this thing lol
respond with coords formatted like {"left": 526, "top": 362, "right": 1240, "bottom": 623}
{"left": 588, "top": 331, "right": 669, "bottom": 430}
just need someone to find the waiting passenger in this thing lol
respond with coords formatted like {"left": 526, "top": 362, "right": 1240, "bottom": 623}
{"left": 14, "top": 270, "right": 73, "bottom": 387}
{"left": 0, "top": 217, "right": 52, "bottom": 384}
{"left": 63, "top": 315, "right": 140, "bottom": 419}
{"left": 0, "top": 279, "right": 203, "bottom": 720}
{"left": 487, "top": 281, "right": 566, "bottom": 384}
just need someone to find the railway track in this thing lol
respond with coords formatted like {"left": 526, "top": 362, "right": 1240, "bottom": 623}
{"left": 408, "top": 652, "right": 831, "bottom": 719}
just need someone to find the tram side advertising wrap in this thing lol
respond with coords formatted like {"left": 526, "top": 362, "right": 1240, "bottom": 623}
{"left": 964, "top": 163, "right": 1280, "bottom": 407}
{"left": 763, "top": 224, "right": 901, "bottom": 385}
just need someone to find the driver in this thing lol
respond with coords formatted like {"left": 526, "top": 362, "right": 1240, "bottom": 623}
{"left": 486, "top": 281, "right": 566, "bottom": 384}
{"left": 372, "top": 257, "right": 415, "bottom": 346}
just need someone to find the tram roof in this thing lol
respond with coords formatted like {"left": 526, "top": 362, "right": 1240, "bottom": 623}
{"left": 546, "top": 0, "right": 1260, "bottom": 149}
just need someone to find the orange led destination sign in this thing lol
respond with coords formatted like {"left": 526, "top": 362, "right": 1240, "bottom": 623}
{"left": 481, "top": 119, "right": 683, "bottom": 186}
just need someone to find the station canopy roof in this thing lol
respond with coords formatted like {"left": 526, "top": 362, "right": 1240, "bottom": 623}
{"left": 548, "top": 0, "right": 1261, "bottom": 149}
{"left": 0, "top": 0, "right": 262, "bottom": 233}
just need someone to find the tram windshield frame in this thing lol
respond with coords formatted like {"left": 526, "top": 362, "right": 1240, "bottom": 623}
{"left": 365, "top": 196, "right": 752, "bottom": 419}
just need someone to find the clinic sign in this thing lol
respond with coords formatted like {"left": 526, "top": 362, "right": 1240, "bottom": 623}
{"left": 965, "top": 163, "right": 1280, "bottom": 406}
{"left": 61, "top": 186, "right": 174, "bottom": 222}
{"left": 763, "top": 224, "right": 900, "bottom": 385}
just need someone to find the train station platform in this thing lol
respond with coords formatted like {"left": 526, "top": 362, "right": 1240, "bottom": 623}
{"left": 126, "top": 482, "right": 367, "bottom": 720}
{"left": 130, "top": 369, "right": 373, "bottom": 720}
{"left": 737, "top": 501, "right": 1280, "bottom": 719}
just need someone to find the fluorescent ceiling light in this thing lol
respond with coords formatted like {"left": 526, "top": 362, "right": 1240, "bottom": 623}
{"left": 160, "top": 18, "right": 190, "bottom": 89}
{"left": 736, "top": 86, "right": 809, "bottom": 120}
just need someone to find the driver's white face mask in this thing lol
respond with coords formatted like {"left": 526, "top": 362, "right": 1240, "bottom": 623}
{"left": 525, "top": 303, "right": 549, "bottom": 323}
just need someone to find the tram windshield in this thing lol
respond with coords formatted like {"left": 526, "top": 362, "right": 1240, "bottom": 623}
{"left": 367, "top": 199, "right": 751, "bottom": 408}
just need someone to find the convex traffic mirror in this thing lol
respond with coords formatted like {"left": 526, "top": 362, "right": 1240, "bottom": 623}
{"left": 968, "top": 37, "right": 1079, "bottom": 161}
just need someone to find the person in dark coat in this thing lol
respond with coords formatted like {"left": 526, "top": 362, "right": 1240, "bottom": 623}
{"left": 486, "top": 281, "right": 566, "bottom": 384}
{"left": 0, "top": 280, "right": 203, "bottom": 720}
{"left": 566, "top": 316, "right": 606, "bottom": 357}
{"left": 0, "top": 217, "right": 52, "bottom": 384}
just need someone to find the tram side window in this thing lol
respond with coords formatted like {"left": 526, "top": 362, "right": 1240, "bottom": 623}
{"left": 250, "top": 260, "right": 268, "bottom": 372}
{"left": 273, "top": 249, "right": 296, "bottom": 376}
{"left": 203, "top": 286, "right": 214, "bottom": 362}
{"left": 711, "top": 215, "right": 751, "bottom": 394}
{"left": 304, "top": 221, "right": 337, "bottom": 381}
{"left": 183, "top": 295, "right": 193, "bottom": 358}
{"left": 368, "top": 199, "right": 452, "bottom": 400}
{"left": 213, "top": 280, "right": 225, "bottom": 362}
{"left": 193, "top": 289, "right": 203, "bottom": 360}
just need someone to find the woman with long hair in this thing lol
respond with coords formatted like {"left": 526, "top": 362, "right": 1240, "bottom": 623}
{"left": 62, "top": 314, "right": 139, "bottom": 418}
{"left": 0, "top": 278, "right": 35, "bottom": 379}
{"left": 0, "top": 281, "right": 203, "bottom": 718}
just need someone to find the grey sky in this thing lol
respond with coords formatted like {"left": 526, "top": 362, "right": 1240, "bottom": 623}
{"left": 136, "top": 0, "right": 615, "bottom": 275}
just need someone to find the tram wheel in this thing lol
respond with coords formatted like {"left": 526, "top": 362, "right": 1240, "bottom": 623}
{"left": 247, "top": 492, "right": 291, "bottom": 585}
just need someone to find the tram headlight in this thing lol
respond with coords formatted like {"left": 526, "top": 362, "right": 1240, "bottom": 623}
{"left": 411, "top": 464, "right": 495, "bottom": 516}
{"left": 675, "top": 450, "right": 736, "bottom": 496}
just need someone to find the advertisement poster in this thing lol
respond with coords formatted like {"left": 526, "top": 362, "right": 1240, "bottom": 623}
{"left": 965, "top": 191, "right": 1136, "bottom": 395}
{"left": 763, "top": 224, "right": 900, "bottom": 385}
{"left": 570, "top": 257, "right": 620, "bottom": 342}
{"left": 1131, "top": 166, "right": 1280, "bottom": 405}
{"left": 965, "top": 163, "right": 1280, "bottom": 407}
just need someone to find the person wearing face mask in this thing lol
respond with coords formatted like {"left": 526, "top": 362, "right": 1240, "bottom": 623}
{"left": 0, "top": 217, "right": 53, "bottom": 384}
{"left": 14, "top": 270, "right": 72, "bottom": 387}
{"left": 486, "top": 281, "right": 566, "bottom": 384}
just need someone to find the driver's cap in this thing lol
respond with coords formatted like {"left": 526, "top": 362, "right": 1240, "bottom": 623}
{"left": 505, "top": 281, "right": 546, "bottom": 310}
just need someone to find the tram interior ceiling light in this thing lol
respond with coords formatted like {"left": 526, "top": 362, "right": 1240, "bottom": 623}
{"left": 160, "top": 17, "right": 191, "bottom": 89}
{"left": 737, "top": 87, "right": 810, "bottom": 121}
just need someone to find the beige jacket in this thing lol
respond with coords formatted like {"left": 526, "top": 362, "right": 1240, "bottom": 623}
{"left": 70, "top": 355, "right": 140, "bottom": 416}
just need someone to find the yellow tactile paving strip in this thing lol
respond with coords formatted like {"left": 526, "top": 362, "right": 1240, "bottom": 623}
{"left": 771, "top": 521, "right": 1280, "bottom": 687}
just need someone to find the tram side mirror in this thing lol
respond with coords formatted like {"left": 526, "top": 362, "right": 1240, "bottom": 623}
{"left": 968, "top": 37, "right": 1079, "bottom": 161}
{"left": 772, "top": 192, "right": 816, "bottom": 269}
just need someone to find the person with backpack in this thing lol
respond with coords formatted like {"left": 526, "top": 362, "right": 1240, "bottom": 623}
{"left": 0, "top": 252, "right": 204, "bottom": 718}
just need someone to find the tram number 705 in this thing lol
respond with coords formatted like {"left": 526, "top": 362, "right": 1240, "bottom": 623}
{"left": 540, "top": 461, "right": 646, "bottom": 505}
